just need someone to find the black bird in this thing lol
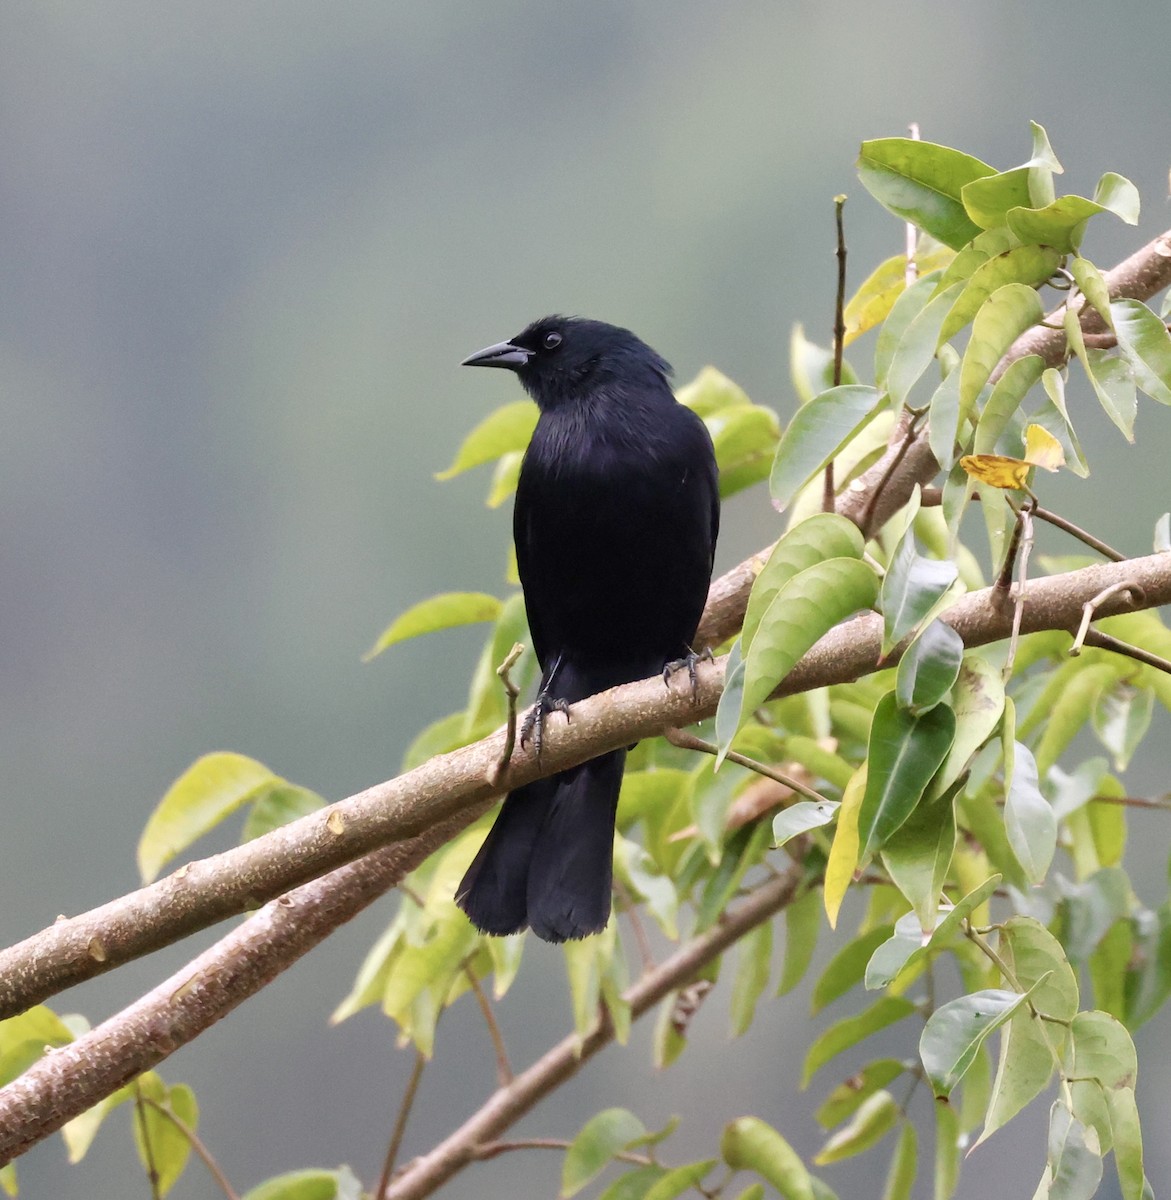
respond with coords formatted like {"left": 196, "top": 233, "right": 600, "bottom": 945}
{"left": 455, "top": 316, "right": 719, "bottom": 942}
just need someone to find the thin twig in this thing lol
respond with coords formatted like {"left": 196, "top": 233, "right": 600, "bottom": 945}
{"left": 904, "top": 123, "right": 921, "bottom": 287}
{"left": 471, "top": 1137, "right": 653, "bottom": 1168}
{"left": 1070, "top": 581, "right": 1145, "bottom": 654}
{"left": 489, "top": 643, "right": 526, "bottom": 785}
{"left": 824, "top": 194, "right": 848, "bottom": 513}
{"left": 1003, "top": 502, "right": 1034, "bottom": 679}
{"left": 133, "top": 1083, "right": 163, "bottom": 1200}
{"left": 859, "top": 411, "right": 922, "bottom": 536}
{"left": 663, "top": 727, "right": 831, "bottom": 805}
{"left": 922, "top": 488, "right": 1127, "bottom": 563}
{"left": 141, "top": 1096, "right": 241, "bottom": 1200}
{"left": 1091, "top": 793, "right": 1171, "bottom": 811}
{"left": 463, "top": 965, "right": 513, "bottom": 1087}
{"left": 383, "top": 866, "right": 805, "bottom": 1200}
{"left": 1080, "top": 629, "right": 1171, "bottom": 675}
{"left": 376, "top": 1049, "right": 427, "bottom": 1199}
{"left": 614, "top": 878, "right": 656, "bottom": 973}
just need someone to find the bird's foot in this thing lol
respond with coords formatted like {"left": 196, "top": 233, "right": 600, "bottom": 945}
{"left": 663, "top": 647, "right": 713, "bottom": 700}
{"left": 520, "top": 692, "right": 571, "bottom": 756}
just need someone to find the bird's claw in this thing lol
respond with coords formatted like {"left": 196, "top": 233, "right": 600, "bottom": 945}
{"left": 520, "top": 692, "right": 571, "bottom": 756}
{"left": 663, "top": 647, "right": 713, "bottom": 699}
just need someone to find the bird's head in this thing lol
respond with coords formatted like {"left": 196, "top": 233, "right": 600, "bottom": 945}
{"left": 461, "top": 315, "right": 671, "bottom": 410}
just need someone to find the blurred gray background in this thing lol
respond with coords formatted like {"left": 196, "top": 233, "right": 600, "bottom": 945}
{"left": 3, "top": 2, "right": 1171, "bottom": 1196}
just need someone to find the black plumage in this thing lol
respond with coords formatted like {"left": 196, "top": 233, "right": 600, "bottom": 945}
{"left": 455, "top": 316, "right": 719, "bottom": 941}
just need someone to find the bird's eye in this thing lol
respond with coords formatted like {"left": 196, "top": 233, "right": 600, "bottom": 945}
{"left": 542, "top": 331, "right": 563, "bottom": 351}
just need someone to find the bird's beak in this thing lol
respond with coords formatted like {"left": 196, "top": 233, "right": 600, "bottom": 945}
{"left": 461, "top": 340, "right": 532, "bottom": 369}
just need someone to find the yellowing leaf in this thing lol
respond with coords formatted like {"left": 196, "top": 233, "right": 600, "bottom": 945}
{"left": 959, "top": 454, "right": 1031, "bottom": 490}
{"left": 824, "top": 764, "right": 866, "bottom": 928}
{"left": 1023, "top": 424, "right": 1065, "bottom": 471}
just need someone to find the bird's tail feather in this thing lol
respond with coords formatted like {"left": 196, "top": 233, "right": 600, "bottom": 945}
{"left": 456, "top": 747, "right": 626, "bottom": 942}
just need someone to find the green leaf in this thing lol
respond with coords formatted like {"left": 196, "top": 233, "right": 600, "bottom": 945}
{"left": 486, "top": 449, "right": 524, "bottom": 507}
{"left": 927, "top": 362, "right": 962, "bottom": 471}
{"left": 857, "top": 139, "right": 993, "bottom": 249}
{"left": 712, "top": 406, "right": 782, "bottom": 497}
{"left": 880, "top": 785, "right": 957, "bottom": 930}
{"left": 138, "top": 753, "right": 307, "bottom": 884}
{"left": 920, "top": 987, "right": 1035, "bottom": 1097}
{"left": 1026, "top": 120, "right": 1062, "bottom": 204}
{"left": 931, "top": 653, "right": 1006, "bottom": 799}
{"left": 742, "top": 514, "right": 864, "bottom": 653}
{"left": 857, "top": 693, "right": 957, "bottom": 858}
{"left": 676, "top": 365, "right": 752, "bottom": 415}
{"left": 815, "top": 1090, "right": 900, "bottom": 1164}
{"left": 842, "top": 249, "right": 950, "bottom": 345}
{"left": 881, "top": 532, "right": 958, "bottom": 654}
{"left": 713, "top": 639, "right": 748, "bottom": 765}
{"left": 885, "top": 282, "right": 964, "bottom": 408}
{"left": 132, "top": 1078, "right": 197, "bottom": 1198}
{"left": 933, "top": 1101, "right": 960, "bottom": 1200}
{"left": 242, "top": 1169, "right": 350, "bottom": 1200}
{"left": 435, "top": 400, "right": 537, "bottom": 479}
{"left": 241, "top": 784, "right": 324, "bottom": 842}
{"left": 1037, "top": 366, "right": 1089, "bottom": 477}
{"left": 62, "top": 1087, "right": 133, "bottom": 1162}
{"left": 769, "top": 386, "right": 883, "bottom": 511}
{"left": 721, "top": 1117, "right": 814, "bottom": 1200}
{"left": 939, "top": 245, "right": 1061, "bottom": 345}
{"left": 562, "top": 1108, "right": 648, "bottom": 1198}
{"left": 773, "top": 801, "right": 840, "bottom": 848}
{"left": 1093, "top": 682, "right": 1154, "bottom": 771}
{"left": 597, "top": 1166, "right": 669, "bottom": 1200}
{"left": 876, "top": 272, "right": 942, "bottom": 389}
{"left": 940, "top": 228, "right": 1019, "bottom": 289}
{"left": 1093, "top": 172, "right": 1141, "bottom": 224}
{"left": 732, "top": 559, "right": 878, "bottom": 752}
{"left": 365, "top": 591, "right": 503, "bottom": 660}
{"left": 812, "top": 925, "right": 895, "bottom": 1013}
{"left": 815, "top": 1059, "right": 905, "bottom": 1128}
{"left": 865, "top": 876, "right": 1001, "bottom": 990}
{"left": 1107, "top": 1087, "right": 1146, "bottom": 1200}
{"left": 803, "top": 996, "right": 917, "bottom": 1087}
{"left": 779, "top": 887, "right": 822, "bottom": 997}
{"left": 1069, "top": 257, "right": 1113, "bottom": 325}
{"left": 1110, "top": 298, "right": 1171, "bottom": 405}
{"left": 961, "top": 167, "right": 1033, "bottom": 230}
{"left": 959, "top": 284, "right": 1044, "bottom": 418}
{"left": 881, "top": 1122, "right": 918, "bottom": 1200}
{"left": 1031, "top": 661, "right": 1122, "bottom": 776}
{"left": 731, "top": 921, "right": 774, "bottom": 1037}
{"left": 614, "top": 835, "right": 679, "bottom": 939}
{"left": 1045, "top": 1102, "right": 1103, "bottom": 1200}
{"left": 895, "top": 619, "right": 964, "bottom": 714}
{"left": 790, "top": 325, "right": 860, "bottom": 405}
{"left": 1006, "top": 196, "right": 1112, "bottom": 253}
{"left": 980, "top": 917, "right": 1079, "bottom": 1142}
{"left": 1005, "top": 742, "right": 1057, "bottom": 883}
{"left": 642, "top": 1159, "right": 718, "bottom": 1200}
{"left": 1065, "top": 306, "right": 1136, "bottom": 441}
{"left": 972, "top": 354, "right": 1046, "bottom": 454}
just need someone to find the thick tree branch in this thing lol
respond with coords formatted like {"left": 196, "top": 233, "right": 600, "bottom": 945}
{"left": 380, "top": 864, "right": 807, "bottom": 1200}
{"left": 1, "top": 229, "right": 1170, "bottom": 1172}
{"left": 1, "top": 549, "right": 1170, "bottom": 1162}
{"left": 0, "top": 806, "right": 487, "bottom": 1165}
{"left": 9, "top": 233, "right": 1165, "bottom": 1024}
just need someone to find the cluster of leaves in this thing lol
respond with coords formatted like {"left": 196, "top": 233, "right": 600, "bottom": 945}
{"left": 7, "top": 124, "right": 1171, "bottom": 1199}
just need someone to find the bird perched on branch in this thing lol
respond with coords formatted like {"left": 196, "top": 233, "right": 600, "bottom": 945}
{"left": 455, "top": 316, "right": 719, "bottom": 942}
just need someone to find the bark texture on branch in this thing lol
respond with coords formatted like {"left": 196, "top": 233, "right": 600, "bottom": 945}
{"left": 1, "top": 227, "right": 1170, "bottom": 1175}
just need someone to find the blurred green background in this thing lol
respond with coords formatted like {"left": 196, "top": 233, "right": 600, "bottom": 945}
{"left": 4, "top": 2, "right": 1171, "bottom": 1196}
